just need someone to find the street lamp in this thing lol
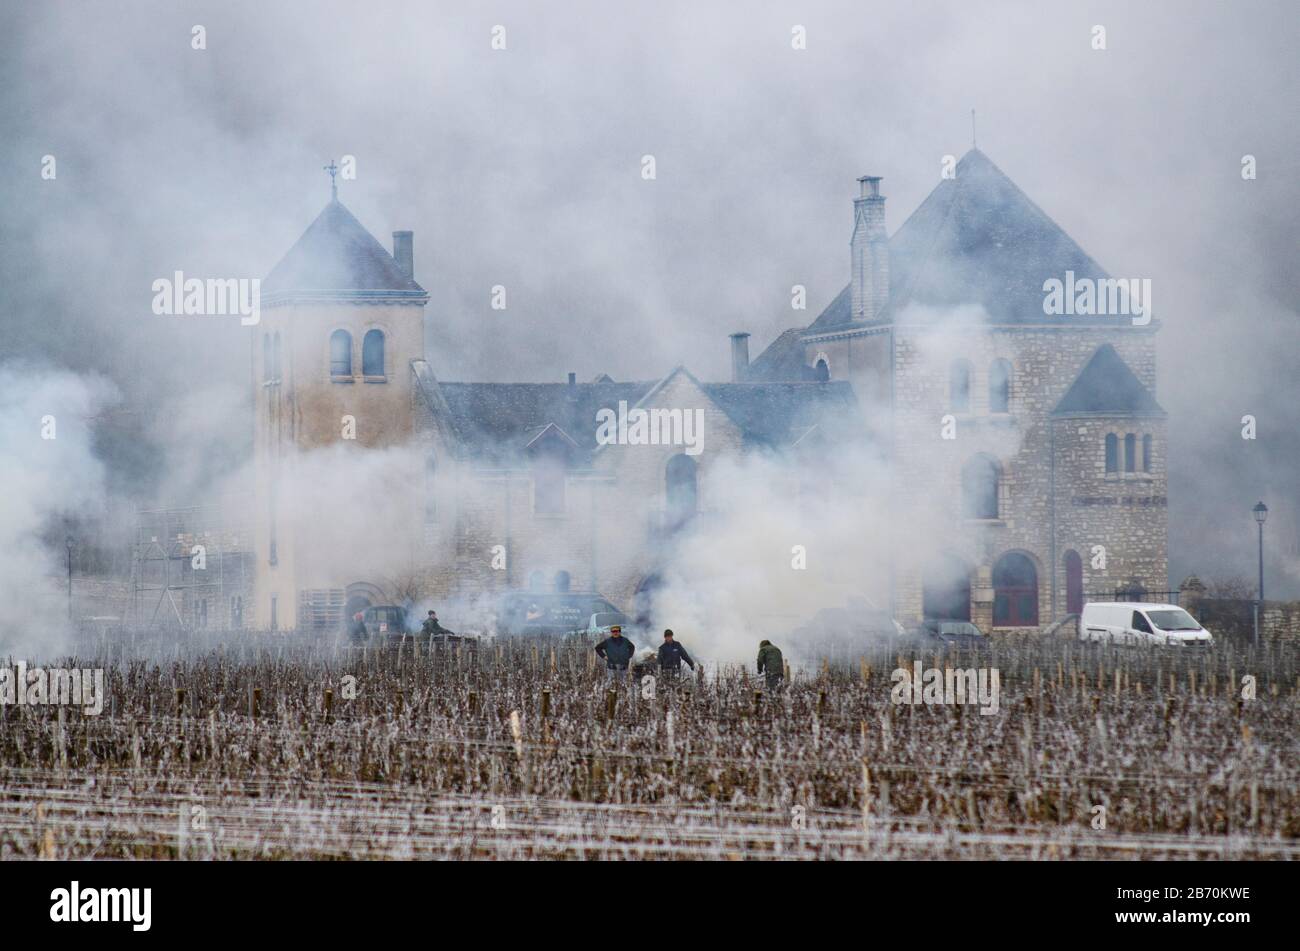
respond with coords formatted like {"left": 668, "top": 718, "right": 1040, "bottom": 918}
{"left": 1252, "top": 502, "right": 1267, "bottom": 647}
{"left": 65, "top": 535, "right": 74, "bottom": 622}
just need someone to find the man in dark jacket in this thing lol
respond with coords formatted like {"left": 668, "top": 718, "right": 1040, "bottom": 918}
{"left": 595, "top": 626, "right": 636, "bottom": 680}
{"left": 421, "top": 610, "right": 452, "bottom": 637}
{"left": 757, "top": 639, "right": 784, "bottom": 690}
{"left": 657, "top": 629, "right": 695, "bottom": 677}
{"left": 348, "top": 612, "right": 367, "bottom": 643}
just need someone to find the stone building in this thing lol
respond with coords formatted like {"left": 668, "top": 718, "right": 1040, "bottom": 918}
{"left": 249, "top": 148, "right": 1167, "bottom": 635}
{"left": 743, "top": 149, "right": 1168, "bottom": 632}
{"left": 249, "top": 189, "right": 863, "bottom": 630}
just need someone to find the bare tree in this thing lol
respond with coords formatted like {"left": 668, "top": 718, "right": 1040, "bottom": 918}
{"left": 386, "top": 570, "right": 427, "bottom": 603}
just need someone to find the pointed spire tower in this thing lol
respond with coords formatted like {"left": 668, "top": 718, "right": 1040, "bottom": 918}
{"left": 250, "top": 171, "right": 430, "bottom": 630}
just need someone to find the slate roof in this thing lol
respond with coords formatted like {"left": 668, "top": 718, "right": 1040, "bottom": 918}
{"left": 742, "top": 328, "right": 820, "bottom": 381}
{"left": 806, "top": 148, "right": 1120, "bottom": 333}
{"left": 435, "top": 380, "right": 652, "bottom": 465}
{"left": 701, "top": 381, "right": 864, "bottom": 445}
{"left": 412, "top": 362, "right": 866, "bottom": 466}
{"left": 263, "top": 199, "right": 427, "bottom": 303}
{"left": 1052, "top": 344, "right": 1165, "bottom": 417}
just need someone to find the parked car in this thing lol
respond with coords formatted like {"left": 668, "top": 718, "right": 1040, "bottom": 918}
{"left": 360, "top": 604, "right": 410, "bottom": 639}
{"left": 586, "top": 610, "right": 632, "bottom": 637}
{"left": 1079, "top": 602, "right": 1213, "bottom": 647}
{"left": 495, "top": 591, "right": 627, "bottom": 637}
{"left": 914, "top": 618, "right": 989, "bottom": 649}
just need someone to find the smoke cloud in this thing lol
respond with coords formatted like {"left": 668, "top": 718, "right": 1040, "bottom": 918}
{"left": 1, "top": 0, "right": 1296, "bottom": 646}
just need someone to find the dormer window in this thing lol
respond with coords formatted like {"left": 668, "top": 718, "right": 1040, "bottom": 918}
{"left": 527, "top": 424, "right": 576, "bottom": 517}
{"left": 533, "top": 455, "right": 566, "bottom": 515}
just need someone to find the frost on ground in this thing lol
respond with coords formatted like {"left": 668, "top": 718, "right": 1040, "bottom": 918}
{"left": 1, "top": 632, "right": 1297, "bottom": 860}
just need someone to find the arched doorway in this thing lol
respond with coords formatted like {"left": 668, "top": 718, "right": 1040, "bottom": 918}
{"left": 1064, "top": 550, "right": 1083, "bottom": 615}
{"left": 993, "top": 553, "right": 1039, "bottom": 626}
{"left": 923, "top": 553, "right": 971, "bottom": 621}
{"left": 345, "top": 581, "right": 384, "bottom": 625}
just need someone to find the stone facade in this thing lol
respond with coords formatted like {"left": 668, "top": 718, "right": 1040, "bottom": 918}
{"left": 748, "top": 148, "right": 1170, "bottom": 633}
{"left": 252, "top": 149, "right": 1170, "bottom": 638}
{"left": 884, "top": 325, "right": 1167, "bottom": 631}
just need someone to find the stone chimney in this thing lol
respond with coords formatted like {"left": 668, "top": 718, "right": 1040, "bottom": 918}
{"left": 392, "top": 231, "right": 414, "bottom": 280}
{"left": 729, "top": 332, "right": 750, "bottom": 382}
{"left": 850, "top": 176, "right": 889, "bottom": 320}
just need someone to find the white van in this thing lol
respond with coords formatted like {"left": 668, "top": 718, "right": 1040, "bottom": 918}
{"left": 1079, "top": 602, "right": 1213, "bottom": 647}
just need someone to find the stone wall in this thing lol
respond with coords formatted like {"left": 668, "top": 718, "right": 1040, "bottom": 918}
{"left": 1180, "top": 596, "right": 1300, "bottom": 647}
{"left": 887, "top": 322, "right": 1162, "bottom": 631}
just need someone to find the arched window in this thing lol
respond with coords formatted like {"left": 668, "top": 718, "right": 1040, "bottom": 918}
{"left": 993, "top": 552, "right": 1038, "bottom": 626}
{"left": 554, "top": 570, "right": 571, "bottom": 593}
{"left": 1105, "top": 433, "right": 1118, "bottom": 473}
{"left": 1124, "top": 433, "right": 1136, "bottom": 472}
{"left": 813, "top": 358, "right": 830, "bottom": 382}
{"left": 961, "top": 455, "right": 1000, "bottom": 520}
{"left": 950, "top": 360, "right": 971, "bottom": 413}
{"left": 362, "top": 329, "right": 385, "bottom": 377}
{"left": 330, "top": 330, "right": 352, "bottom": 378}
{"left": 1142, "top": 434, "right": 1153, "bottom": 472}
{"left": 528, "top": 571, "right": 545, "bottom": 591}
{"left": 665, "top": 454, "right": 698, "bottom": 529}
{"left": 989, "top": 359, "right": 1011, "bottom": 413}
{"left": 1064, "top": 549, "right": 1083, "bottom": 615}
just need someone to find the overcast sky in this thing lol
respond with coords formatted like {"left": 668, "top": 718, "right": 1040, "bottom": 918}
{"left": 2, "top": 0, "right": 1297, "bottom": 593}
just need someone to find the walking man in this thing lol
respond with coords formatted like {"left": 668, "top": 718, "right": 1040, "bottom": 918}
{"left": 757, "top": 639, "right": 784, "bottom": 690}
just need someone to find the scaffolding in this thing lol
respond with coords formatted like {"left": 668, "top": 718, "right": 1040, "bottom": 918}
{"left": 129, "top": 502, "right": 253, "bottom": 630}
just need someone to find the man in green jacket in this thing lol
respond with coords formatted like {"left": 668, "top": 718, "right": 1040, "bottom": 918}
{"left": 757, "top": 640, "right": 784, "bottom": 690}
{"left": 421, "top": 610, "right": 453, "bottom": 637}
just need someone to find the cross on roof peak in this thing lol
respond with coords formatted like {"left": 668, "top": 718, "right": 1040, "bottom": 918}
{"left": 323, "top": 159, "right": 339, "bottom": 201}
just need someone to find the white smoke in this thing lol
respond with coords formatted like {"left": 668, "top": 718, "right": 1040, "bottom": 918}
{"left": 0, "top": 362, "right": 117, "bottom": 657}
